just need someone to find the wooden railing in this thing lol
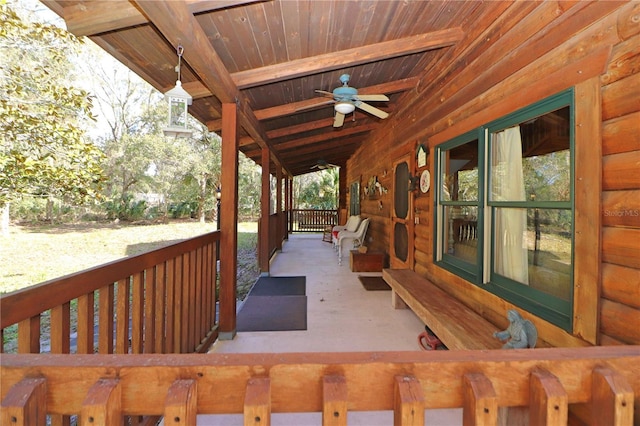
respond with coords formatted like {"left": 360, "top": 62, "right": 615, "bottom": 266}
{"left": 1, "top": 346, "right": 638, "bottom": 425}
{"left": 0, "top": 231, "right": 220, "bottom": 355}
{"left": 291, "top": 209, "right": 338, "bottom": 232}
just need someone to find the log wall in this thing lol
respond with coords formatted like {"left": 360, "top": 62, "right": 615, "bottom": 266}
{"left": 346, "top": 2, "right": 640, "bottom": 347}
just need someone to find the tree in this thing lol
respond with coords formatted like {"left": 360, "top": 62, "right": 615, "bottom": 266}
{"left": 0, "top": 1, "right": 105, "bottom": 228}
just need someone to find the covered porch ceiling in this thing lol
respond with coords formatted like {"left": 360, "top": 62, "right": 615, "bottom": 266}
{"left": 41, "top": 0, "right": 486, "bottom": 177}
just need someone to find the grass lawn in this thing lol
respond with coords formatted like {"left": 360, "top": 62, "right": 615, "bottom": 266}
{"left": 0, "top": 220, "right": 259, "bottom": 296}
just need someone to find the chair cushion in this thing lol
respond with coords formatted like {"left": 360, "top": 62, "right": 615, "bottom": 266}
{"left": 345, "top": 215, "right": 361, "bottom": 232}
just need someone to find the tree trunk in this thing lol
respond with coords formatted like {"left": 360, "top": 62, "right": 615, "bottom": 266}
{"left": 1, "top": 203, "right": 9, "bottom": 236}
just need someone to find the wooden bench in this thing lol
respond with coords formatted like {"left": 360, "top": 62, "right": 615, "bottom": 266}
{"left": 383, "top": 268, "right": 503, "bottom": 350}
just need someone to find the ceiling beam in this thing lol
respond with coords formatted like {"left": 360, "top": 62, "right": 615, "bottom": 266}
{"left": 232, "top": 28, "right": 464, "bottom": 89}
{"left": 132, "top": 0, "right": 288, "bottom": 174}
{"left": 58, "top": 0, "right": 270, "bottom": 37}
{"left": 244, "top": 123, "right": 376, "bottom": 158}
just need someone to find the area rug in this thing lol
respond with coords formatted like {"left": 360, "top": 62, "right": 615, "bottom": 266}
{"left": 236, "top": 295, "right": 307, "bottom": 332}
{"left": 358, "top": 275, "right": 391, "bottom": 291}
{"left": 247, "top": 276, "right": 306, "bottom": 296}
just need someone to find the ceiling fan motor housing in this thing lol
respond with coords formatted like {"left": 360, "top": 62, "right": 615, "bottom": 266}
{"left": 333, "top": 85, "right": 357, "bottom": 102}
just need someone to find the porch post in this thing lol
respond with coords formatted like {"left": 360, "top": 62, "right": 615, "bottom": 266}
{"left": 276, "top": 166, "right": 283, "bottom": 250}
{"left": 218, "top": 102, "right": 239, "bottom": 340}
{"left": 339, "top": 165, "right": 347, "bottom": 212}
{"left": 284, "top": 176, "right": 290, "bottom": 239}
{"left": 259, "top": 147, "right": 270, "bottom": 275}
{"left": 288, "top": 176, "right": 294, "bottom": 233}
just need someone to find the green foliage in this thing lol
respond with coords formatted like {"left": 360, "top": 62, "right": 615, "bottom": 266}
{"left": 0, "top": 2, "right": 105, "bottom": 208}
{"left": 295, "top": 168, "right": 339, "bottom": 209}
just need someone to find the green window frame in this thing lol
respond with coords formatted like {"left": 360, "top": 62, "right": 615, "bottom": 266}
{"left": 434, "top": 89, "right": 574, "bottom": 330}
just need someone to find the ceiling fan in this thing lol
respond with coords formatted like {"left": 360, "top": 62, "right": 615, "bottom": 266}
{"left": 311, "top": 159, "right": 338, "bottom": 170}
{"left": 316, "top": 74, "right": 389, "bottom": 128}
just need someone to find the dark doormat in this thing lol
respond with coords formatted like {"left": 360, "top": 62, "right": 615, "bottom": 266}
{"left": 237, "top": 295, "right": 307, "bottom": 332}
{"left": 358, "top": 275, "right": 391, "bottom": 291}
{"left": 248, "top": 276, "right": 306, "bottom": 296}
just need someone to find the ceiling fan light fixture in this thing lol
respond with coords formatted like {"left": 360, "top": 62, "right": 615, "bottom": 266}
{"left": 334, "top": 102, "right": 355, "bottom": 115}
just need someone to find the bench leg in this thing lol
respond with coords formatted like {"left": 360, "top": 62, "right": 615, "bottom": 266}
{"left": 391, "top": 291, "right": 408, "bottom": 309}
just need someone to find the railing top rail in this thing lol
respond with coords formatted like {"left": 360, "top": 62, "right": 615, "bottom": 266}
{"left": 1, "top": 346, "right": 638, "bottom": 414}
{"left": 1, "top": 231, "right": 220, "bottom": 329}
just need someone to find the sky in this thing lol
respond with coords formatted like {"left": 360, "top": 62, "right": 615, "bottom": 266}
{"left": 11, "top": 0, "right": 159, "bottom": 140}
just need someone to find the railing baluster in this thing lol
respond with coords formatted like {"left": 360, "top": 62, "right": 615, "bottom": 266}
{"left": 591, "top": 367, "right": 634, "bottom": 426}
{"left": 189, "top": 251, "right": 197, "bottom": 350}
{"left": 323, "top": 375, "right": 347, "bottom": 426}
{"left": 394, "top": 375, "right": 424, "bottom": 426}
{"left": 174, "top": 256, "right": 184, "bottom": 353}
{"left": 17, "top": 316, "right": 40, "bottom": 354}
{"left": 244, "top": 378, "right": 271, "bottom": 426}
{"left": 144, "top": 267, "right": 156, "bottom": 353}
{"left": 529, "top": 369, "right": 567, "bottom": 425}
{"left": 116, "top": 278, "right": 131, "bottom": 354}
{"left": 77, "top": 293, "right": 94, "bottom": 354}
{"left": 164, "top": 379, "right": 197, "bottom": 425}
{"left": 98, "top": 284, "right": 115, "bottom": 354}
{"left": 0, "top": 377, "right": 46, "bottom": 425}
{"left": 155, "top": 263, "right": 166, "bottom": 354}
{"left": 462, "top": 372, "right": 497, "bottom": 426}
{"left": 181, "top": 253, "right": 190, "bottom": 353}
{"left": 50, "top": 302, "right": 71, "bottom": 354}
{"left": 131, "top": 272, "right": 144, "bottom": 354}
{"left": 194, "top": 247, "right": 202, "bottom": 345}
{"left": 165, "top": 258, "right": 176, "bottom": 354}
{"left": 80, "top": 379, "right": 121, "bottom": 426}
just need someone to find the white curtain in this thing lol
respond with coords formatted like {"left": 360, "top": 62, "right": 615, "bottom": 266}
{"left": 492, "top": 126, "right": 529, "bottom": 285}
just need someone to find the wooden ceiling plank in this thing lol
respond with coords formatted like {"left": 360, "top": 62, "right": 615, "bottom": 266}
{"left": 272, "top": 123, "right": 377, "bottom": 152}
{"left": 232, "top": 28, "right": 464, "bottom": 88}
{"left": 132, "top": 0, "right": 288, "bottom": 174}
{"left": 61, "top": 0, "right": 271, "bottom": 37}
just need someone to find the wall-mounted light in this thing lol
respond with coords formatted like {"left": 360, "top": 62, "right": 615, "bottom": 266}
{"left": 335, "top": 101, "right": 355, "bottom": 115}
{"left": 163, "top": 45, "right": 192, "bottom": 138}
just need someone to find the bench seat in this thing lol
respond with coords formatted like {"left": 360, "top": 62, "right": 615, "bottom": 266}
{"left": 383, "top": 268, "right": 502, "bottom": 350}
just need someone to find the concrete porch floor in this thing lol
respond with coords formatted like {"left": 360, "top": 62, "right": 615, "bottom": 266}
{"left": 201, "top": 233, "right": 463, "bottom": 425}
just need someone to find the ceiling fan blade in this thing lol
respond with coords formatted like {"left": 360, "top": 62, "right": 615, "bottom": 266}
{"left": 355, "top": 94, "right": 389, "bottom": 102}
{"left": 315, "top": 90, "right": 335, "bottom": 98}
{"left": 356, "top": 101, "right": 389, "bottom": 119}
{"left": 333, "top": 112, "right": 345, "bottom": 127}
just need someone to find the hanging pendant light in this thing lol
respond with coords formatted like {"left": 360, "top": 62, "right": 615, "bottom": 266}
{"left": 163, "top": 45, "right": 192, "bottom": 138}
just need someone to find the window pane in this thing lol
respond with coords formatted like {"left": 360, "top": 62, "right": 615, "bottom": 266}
{"left": 441, "top": 139, "right": 479, "bottom": 202}
{"left": 494, "top": 207, "right": 572, "bottom": 301}
{"left": 527, "top": 208, "right": 572, "bottom": 301}
{"left": 491, "top": 106, "right": 570, "bottom": 202}
{"left": 442, "top": 205, "right": 478, "bottom": 265}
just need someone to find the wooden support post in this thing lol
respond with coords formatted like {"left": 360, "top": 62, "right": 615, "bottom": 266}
{"left": 164, "top": 379, "right": 197, "bottom": 426}
{"left": 529, "top": 369, "right": 567, "bottom": 425}
{"left": 391, "top": 291, "right": 408, "bottom": 309}
{"left": 81, "top": 379, "right": 121, "bottom": 426}
{"left": 323, "top": 375, "right": 347, "bottom": 426}
{"left": 244, "top": 377, "right": 271, "bottom": 426}
{"left": 276, "top": 166, "right": 283, "bottom": 251}
{"left": 219, "top": 102, "right": 239, "bottom": 339}
{"left": 1, "top": 377, "right": 46, "bottom": 425}
{"left": 591, "top": 367, "right": 634, "bottom": 426}
{"left": 393, "top": 375, "right": 424, "bottom": 426}
{"left": 259, "top": 146, "right": 271, "bottom": 275}
{"left": 462, "top": 373, "right": 497, "bottom": 426}
{"left": 116, "top": 278, "right": 130, "bottom": 354}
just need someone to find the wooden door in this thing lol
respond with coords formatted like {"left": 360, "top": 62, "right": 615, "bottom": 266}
{"left": 389, "top": 154, "right": 414, "bottom": 269}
